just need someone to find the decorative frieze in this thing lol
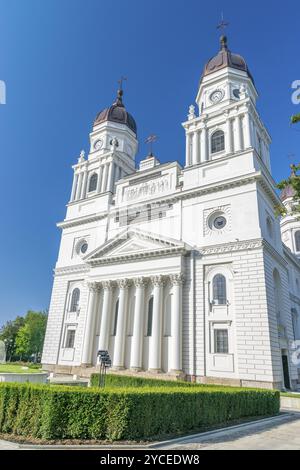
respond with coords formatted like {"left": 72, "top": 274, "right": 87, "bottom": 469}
{"left": 123, "top": 175, "right": 172, "bottom": 202}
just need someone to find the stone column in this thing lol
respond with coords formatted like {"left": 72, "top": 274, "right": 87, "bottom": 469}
{"left": 225, "top": 116, "right": 233, "bottom": 154}
{"left": 200, "top": 126, "right": 208, "bottom": 162}
{"left": 243, "top": 111, "right": 252, "bottom": 149}
{"left": 107, "top": 162, "right": 115, "bottom": 192}
{"left": 185, "top": 133, "right": 192, "bottom": 167}
{"left": 149, "top": 275, "right": 164, "bottom": 372}
{"left": 81, "top": 282, "right": 101, "bottom": 365}
{"left": 193, "top": 131, "right": 200, "bottom": 165}
{"left": 113, "top": 279, "right": 130, "bottom": 370}
{"left": 170, "top": 274, "right": 184, "bottom": 374}
{"left": 101, "top": 163, "right": 109, "bottom": 193}
{"left": 75, "top": 171, "right": 83, "bottom": 200}
{"left": 234, "top": 114, "right": 242, "bottom": 152}
{"left": 98, "top": 281, "right": 113, "bottom": 352}
{"left": 70, "top": 173, "right": 78, "bottom": 202}
{"left": 130, "top": 277, "right": 146, "bottom": 371}
{"left": 96, "top": 165, "right": 103, "bottom": 193}
{"left": 80, "top": 168, "right": 88, "bottom": 199}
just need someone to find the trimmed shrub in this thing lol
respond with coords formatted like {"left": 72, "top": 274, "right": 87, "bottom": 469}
{"left": 0, "top": 382, "right": 280, "bottom": 441}
{"left": 90, "top": 373, "right": 190, "bottom": 388}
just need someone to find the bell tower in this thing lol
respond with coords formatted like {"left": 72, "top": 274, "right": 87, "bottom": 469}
{"left": 182, "top": 36, "right": 271, "bottom": 172}
{"left": 69, "top": 87, "right": 138, "bottom": 205}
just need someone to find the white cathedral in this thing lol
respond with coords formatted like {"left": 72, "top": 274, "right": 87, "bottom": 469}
{"left": 42, "top": 36, "right": 300, "bottom": 391}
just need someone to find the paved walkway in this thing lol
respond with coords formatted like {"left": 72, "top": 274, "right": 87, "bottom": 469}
{"left": 1, "top": 412, "right": 300, "bottom": 450}
{"left": 156, "top": 412, "right": 300, "bottom": 450}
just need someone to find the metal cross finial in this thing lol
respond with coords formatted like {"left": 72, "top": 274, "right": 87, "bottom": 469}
{"left": 217, "top": 12, "right": 229, "bottom": 32}
{"left": 118, "top": 76, "right": 127, "bottom": 91}
{"left": 145, "top": 134, "right": 158, "bottom": 157}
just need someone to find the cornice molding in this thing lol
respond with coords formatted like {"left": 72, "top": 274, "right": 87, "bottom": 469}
{"left": 57, "top": 213, "right": 107, "bottom": 229}
{"left": 54, "top": 264, "right": 90, "bottom": 276}
{"left": 198, "top": 238, "right": 263, "bottom": 256}
{"left": 87, "top": 246, "right": 187, "bottom": 267}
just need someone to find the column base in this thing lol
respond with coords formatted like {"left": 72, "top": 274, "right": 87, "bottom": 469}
{"left": 130, "top": 367, "right": 142, "bottom": 373}
{"left": 112, "top": 366, "right": 125, "bottom": 371}
{"left": 170, "top": 369, "right": 183, "bottom": 376}
{"left": 148, "top": 368, "right": 162, "bottom": 374}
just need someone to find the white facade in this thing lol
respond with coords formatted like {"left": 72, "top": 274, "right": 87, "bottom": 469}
{"left": 42, "top": 37, "right": 300, "bottom": 390}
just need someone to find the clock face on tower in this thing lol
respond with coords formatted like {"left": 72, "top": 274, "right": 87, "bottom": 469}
{"left": 94, "top": 139, "right": 103, "bottom": 150}
{"left": 209, "top": 89, "right": 224, "bottom": 104}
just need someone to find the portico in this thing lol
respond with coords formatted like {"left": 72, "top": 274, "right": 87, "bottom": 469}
{"left": 81, "top": 273, "right": 184, "bottom": 374}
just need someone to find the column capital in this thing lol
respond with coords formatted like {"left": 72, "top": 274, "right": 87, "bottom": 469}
{"left": 87, "top": 281, "right": 101, "bottom": 293}
{"left": 117, "top": 278, "right": 131, "bottom": 289}
{"left": 170, "top": 273, "right": 184, "bottom": 286}
{"left": 133, "top": 277, "right": 147, "bottom": 288}
{"left": 151, "top": 275, "right": 165, "bottom": 287}
{"left": 102, "top": 280, "right": 114, "bottom": 291}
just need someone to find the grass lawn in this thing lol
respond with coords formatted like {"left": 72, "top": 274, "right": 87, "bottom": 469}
{"left": 0, "top": 364, "right": 42, "bottom": 374}
{"left": 281, "top": 392, "right": 300, "bottom": 399}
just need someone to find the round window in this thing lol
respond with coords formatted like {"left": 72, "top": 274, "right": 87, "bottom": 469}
{"left": 76, "top": 239, "right": 88, "bottom": 256}
{"left": 80, "top": 243, "right": 88, "bottom": 254}
{"left": 212, "top": 215, "right": 227, "bottom": 230}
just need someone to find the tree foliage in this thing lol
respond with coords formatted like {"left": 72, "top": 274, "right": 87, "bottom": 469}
{"left": 0, "top": 317, "right": 25, "bottom": 361}
{"left": 0, "top": 311, "right": 47, "bottom": 362}
{"left": 276, "top": 164, "right": 300, "bottom": 217}
{"left": 291, "top": 114, "right": 300, "bottom": 124}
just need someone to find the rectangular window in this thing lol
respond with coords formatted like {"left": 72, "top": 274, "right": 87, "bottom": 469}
{"left": 65, "top": 329, "right": 76, "bottom": 349}
{"left": 214, "top": 329, "right": 229, "bottom": 354}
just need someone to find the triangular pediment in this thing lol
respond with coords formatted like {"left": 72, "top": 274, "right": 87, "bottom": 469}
{"left": 84, "top": 228, "right": 189, "bottom": 265}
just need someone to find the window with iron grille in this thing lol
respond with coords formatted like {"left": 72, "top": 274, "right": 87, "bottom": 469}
{"left": 214, "top": 329, "right": 229, "bottom": 354}
{"left": 70, "top": 288, "right": 80, "bottom": 312}
{"left": 211, "top": 130, "right": 225, "bottom": 154}
{"left": 65, "top": 329, "right": 76, "bottom": 349}
{"left": 212, "top": 274, "right": 227, "bottom": 305}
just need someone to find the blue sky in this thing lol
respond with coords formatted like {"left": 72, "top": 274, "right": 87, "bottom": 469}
{"left": 0, "top": 0, "right": 299, "bottom": 325}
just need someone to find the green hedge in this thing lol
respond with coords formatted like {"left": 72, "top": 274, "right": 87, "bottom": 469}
{"left": 0, "top": 382, "right": 280, "bottom": 441}
{"left": 90, "top": 373, "right": 190, "bottom": 388}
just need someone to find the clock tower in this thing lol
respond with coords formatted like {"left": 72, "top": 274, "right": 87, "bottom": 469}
{"left": 69, "top": 87, "right": 138, "bottom": 207}
{"left": 182, "top": 35, "right": 271, "bottom": 172}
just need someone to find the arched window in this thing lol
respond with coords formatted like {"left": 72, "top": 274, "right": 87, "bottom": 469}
{"left": 70, "top": 288, "right": 80, "bottom": 312}
{"left": 112, "top": 299, "right": 119, "bottom": 336}
{"left": 266, "top": 217, "right": 273, "bottom": 239}
{"left": 295, "top": 231, "right": 300, "bottom": 252}
{"left": 273, "top": 269, "right": 282, "bottom": 321}
{"left": 257, "top": 133, "right": 262, "bottom": 157}
{"left": 212, "top": 274, "right": 227, "bottom": 305}
{"left": 147, "top": 297, "right": 154, "bottom": 337}
{"left": 211, "top": 130, "right": 225, "bottom": 154}
{"left": 291, "top": 308, "right": 298, "bottom": 340}
{"left": 88, "top": 173, "right": 98, "bottom": 193}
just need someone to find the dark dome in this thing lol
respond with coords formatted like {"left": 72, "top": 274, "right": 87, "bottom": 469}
{"left": 201, "top": 36, "right": 254, "bottom": 83}
{"left": 94, "top": 89, "right": 137, "bottom": 135}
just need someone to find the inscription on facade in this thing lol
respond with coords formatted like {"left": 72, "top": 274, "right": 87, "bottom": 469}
{"left": 124, "top": 175, "right": 171, "bottom": 202}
